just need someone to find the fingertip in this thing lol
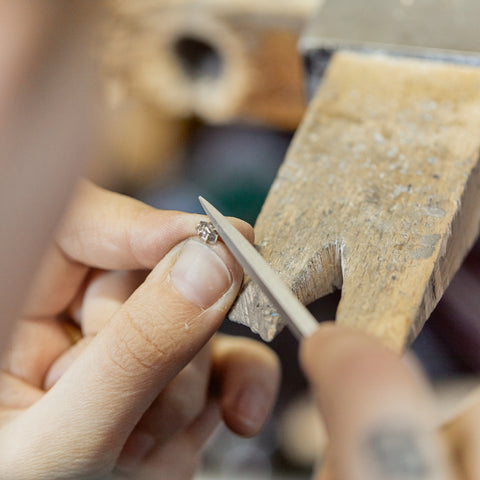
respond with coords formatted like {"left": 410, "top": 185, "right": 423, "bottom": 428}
{"left": 222, "top": 355, "right": 280, "bottom": 438}
{"left": 227, "top": 217, "right": 255, "bottom": 244}
{"left": 300, "top": 322, "right": 397, "bottom": 382}
{"left": 299, "top": 322, "right": 340, "bottom": 376}
{"left": 43, "top": 337, "right": 91, "bottom": 390}
{"left": 222, "top": 384, "right": 272, "bottom": 437}
{"left": 213, "top": 337, "right": 280, "bottom": 437}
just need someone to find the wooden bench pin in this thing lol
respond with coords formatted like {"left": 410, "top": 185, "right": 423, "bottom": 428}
{"left": 229, "top": 0, "right": 480, "bottom": 352}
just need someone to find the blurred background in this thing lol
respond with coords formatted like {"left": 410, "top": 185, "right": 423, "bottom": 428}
{"left": 93, "top": 1, "right": 480, "bottom": 478}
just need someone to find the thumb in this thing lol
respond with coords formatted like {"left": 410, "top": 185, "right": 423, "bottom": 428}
{"left": 0, "top": 237, "right": 243, "bottom": 479}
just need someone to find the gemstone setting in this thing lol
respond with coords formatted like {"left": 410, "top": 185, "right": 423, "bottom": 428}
{"left": 196, "top": 221, "right": 219, "bottom": 245}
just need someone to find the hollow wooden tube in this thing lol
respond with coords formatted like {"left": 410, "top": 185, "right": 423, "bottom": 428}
{"left": 103, "top": 0, "right": 317, "bottom": 130}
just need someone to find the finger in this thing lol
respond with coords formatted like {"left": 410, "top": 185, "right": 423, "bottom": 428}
{"left": 43, "top": 270, "right": 149, "bottom": 389}
{"left": 23, "top": 242, "right": 89, "bottom": 319}
{"left": 1, "top": 317, "right": 72, "bottom": 388}
{"left": 136, "top": 344, "right": 211, "bottom": 445}
{"left": 24, "top": 180, "right": 253, "bottom": 317}
{"left": 79, "top": 269, "right": 147, "bottom": 335}
{"left": 0, "top": 238, "right": 243, "bottom": 478}
{"left": 300, "top": 323, "right": 454, "bottom": 480}
{"left": 115, "top": 428, "right": 156, "bottom": 479}
{"left": 210, "top": 334, "right": 280, "bottom": 437}
{"left": 183, "top": 397, "right": 222, "bottom": 451}
{"left": 441, "top": 387, "right": 480, "bottom": 479}
{"left": 43, "top": 336, "right": 92, "bottom": 390}
{"left": 0, "top": 372, "right": 43, "bottom": 409}
{"left": 57, "top": 181, "right": 254, "bottom": 269}
{"left": 118, "top": 336, "right": 278, "bottom": 476}
{"left": 315, "top": 449, "right": 335, "bottom": 480}
{"left": 131, "top": 399, "right": 222, "bottom": 480}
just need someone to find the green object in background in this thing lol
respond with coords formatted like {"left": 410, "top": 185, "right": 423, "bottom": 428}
{"left": 187, "top": 124, "right": 292, "bottom": 225}
{"left": 203, "top": 176, "right": 271, "bottom": 226}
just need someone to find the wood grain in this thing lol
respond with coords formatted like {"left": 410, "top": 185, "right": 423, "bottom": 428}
{"left": 103, "top": 0, "right": 316, "bottom": 130}
{"left": 230, "top": 52, "right": 480, "bottom": 352}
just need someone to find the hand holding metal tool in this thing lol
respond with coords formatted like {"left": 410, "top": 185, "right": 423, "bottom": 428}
{"left": 199, "top": 196, "right": 318, "bottom": 340}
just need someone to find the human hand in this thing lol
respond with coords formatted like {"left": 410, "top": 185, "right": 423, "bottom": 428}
{"left": 300, "top": 323, "right": 480, "bottom": 480}
{"left": 0, "top": 180, "right": 279, "bottom": 480}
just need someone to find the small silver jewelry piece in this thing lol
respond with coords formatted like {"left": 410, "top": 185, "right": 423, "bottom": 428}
{"left": 196, "top": 221, "right": 219, "bottom": 245}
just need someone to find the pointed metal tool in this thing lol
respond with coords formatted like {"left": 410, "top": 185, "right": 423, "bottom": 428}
{"left": 199, "top": 196, "right": 318, "bottom": 340}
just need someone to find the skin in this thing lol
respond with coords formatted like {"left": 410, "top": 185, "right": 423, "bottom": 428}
{"left": 300, "top": 325, "right": 480, "bottom": 480}
{"left": 0, "top": 1, "right": 479, "bottom": 479}
{"left": 0, "top": 180, "right": 281, "bottom": 479}
{"left": 0, "top": 3, "right": 280, "bottom": 478}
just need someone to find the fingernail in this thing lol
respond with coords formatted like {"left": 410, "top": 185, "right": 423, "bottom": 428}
{"left": 171, "top": 240, "right": 232, "bottom": 308}
{"left": 232, "top": 385, "right": 270, "bottom": 434}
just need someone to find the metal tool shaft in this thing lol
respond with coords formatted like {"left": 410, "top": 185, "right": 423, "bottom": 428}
{"left": 199, "top": 196, "right": 318, "bottom": 340}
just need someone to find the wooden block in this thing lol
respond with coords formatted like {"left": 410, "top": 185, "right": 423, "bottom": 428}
{"left": 103, "top": 0, "right": 317, "bottom": 130}
{"left": 229, "top": 52, "right": 480, "bottom": 352}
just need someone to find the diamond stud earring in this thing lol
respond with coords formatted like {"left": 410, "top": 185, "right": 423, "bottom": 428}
{"left": 196, "top": 221, "right": 219, "bottom": 245}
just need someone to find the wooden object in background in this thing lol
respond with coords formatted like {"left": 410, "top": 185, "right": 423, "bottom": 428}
{"left": 230, "top": 52, "right": 480, "bottom": 352}
{"left": 103, "top": 0, "right": 318, "bottom": 130}
{"left": 92, "top": 83, "right": 189, "bottom": 189}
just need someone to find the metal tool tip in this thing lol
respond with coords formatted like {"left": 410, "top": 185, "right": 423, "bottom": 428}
{"left": 198, "top": 196, "right": 214, "bottom": 216}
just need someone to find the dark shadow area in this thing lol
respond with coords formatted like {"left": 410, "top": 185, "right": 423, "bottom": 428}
{"left": 173, "top": 36, "right": 223, "bottom": 80}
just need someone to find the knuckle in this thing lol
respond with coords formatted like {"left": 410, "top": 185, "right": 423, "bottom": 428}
{"left": 105, "top": 309, "right": 169, "bottom": 377}
{"left": 165, "top": 375, "right": 206, "bottom": 427}
{"left": 146, "top": 367, "right": 209, "bottom": 436}
{"left": 170, "top": 391, "right": 204, "bottom": 428}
